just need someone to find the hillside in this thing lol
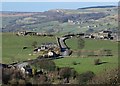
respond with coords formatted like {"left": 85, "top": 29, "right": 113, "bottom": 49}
{"left": 1, "top": 6, "right": 118, "bottom": 34}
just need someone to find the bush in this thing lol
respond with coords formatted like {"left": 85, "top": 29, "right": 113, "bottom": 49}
{"left": 2, "top": 68, "right": 12, "bottom": 84}
{"left": 9, "top": 78, "right": 18, "bottom": 85}
{"left": 2, "top": 67, "right": 25, "bottom": 85}
{"left": 59, "top": 67, "right": 72, "bottom": 79}
{"left": 94, "top": 59, "right": 101, "bottom": 65}
{"left": 18, "top": 79, "right": 26, "bottom": 85}
{"left": 71, "top": 69, "right": 78, "bottom": 79}
{"left": 38, "top": 75, "right": 48, "bottom": 84}
{"left": 88, "top": 68, "right": 118, "bottom": 84}
{"left": 77, "top": 71, "right": 95, "bottom": 84}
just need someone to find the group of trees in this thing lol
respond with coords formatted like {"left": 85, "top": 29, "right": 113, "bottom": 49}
{"left": 2, "top": 59, "right": 96, "bottom": 85}
{"left": 88, "top": 68, "right": 119, "bottom": 85}
{"left": 2, "top": 61, "right": 119, "bottom": 85}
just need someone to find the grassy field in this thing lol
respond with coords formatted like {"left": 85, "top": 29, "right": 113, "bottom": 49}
{"left": 2, "top": 33, "right": 118, "bottom": 64}
{"left": 2, "top": 33, "right": 56, "bottom": 63}
{"left": 66, "top": 37, "right": 118, "bottom": 51}
{"left": 54, "top": 56, "right": 118, "bottom": 74}
{"left": 2, "top": 33, "right": 118, "bottom": 75}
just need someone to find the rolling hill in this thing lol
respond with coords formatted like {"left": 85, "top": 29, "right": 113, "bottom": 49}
{"left": 0, "top": 6, "right": 118, "bottom": 34}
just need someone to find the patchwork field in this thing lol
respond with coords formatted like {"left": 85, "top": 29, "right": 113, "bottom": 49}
{"left": 2, "top": 33, "right": 118, "bottom": 75}
{"left": 2, "top": 33, "right": 118, "bottom": 62}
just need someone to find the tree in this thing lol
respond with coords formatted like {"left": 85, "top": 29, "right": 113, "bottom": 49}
{"left": 38, "top": 75, "right": 48, "bottom": 84}
{"left": 71, "top": 69, "right": 78, "bottom": 79}
{"left": 77, "top": 71, "right": 95, "bottom": 84}
{"left": 88, "top": 68, "right": 118, "bottom": 84}
{"left": 2, "top": 68, "right": 12, "bottom": 84}
{"left": 59, "top": 67, "right": 72, "bottom": 79}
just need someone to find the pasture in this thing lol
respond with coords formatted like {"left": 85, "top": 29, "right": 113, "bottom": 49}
{"left": 54, "top": 56, "right": 118, "bottom": 74}
{"left": 2, "top": 33, "right": 118, "bottom": 65}
{"left": 2, "top": 33, "right": 56, "bottom": 63}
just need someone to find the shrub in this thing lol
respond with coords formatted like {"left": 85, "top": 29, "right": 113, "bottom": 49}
{"left": 88, "top": 68, "right": 118, "bottom": 84}
{"left": 71, "top": 69, "right": 78, "bottom": 79}
{"left": 59, "top": 67, "right": 72, "bottom": 79}
{"left": 2, "top": 68, "right": 14, "bottom": 84}
{"left": 2, "top": 68, "right": 25, "bottom": 85}
{"left": 77, "top": 71, "right": 95, "bottom": 84}
{"left": 9, "top": 78, "right": 18, "bottom": 85}
{"left": 38, "top": 75, "right": 48, "bottom": 84}
{"left": 18, "top": 79, "right": 26, "bottom": 85}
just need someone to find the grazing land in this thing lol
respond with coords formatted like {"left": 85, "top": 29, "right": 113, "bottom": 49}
{"left": 2, "top": 33, "right": 56, "bottom": 63}
{"left": 2, "top": 33, "right": 118, "bottom": 75}
{"left": 54, "top": 56, "right": 118, "bottom": 74}
{"left": 1, "top": 5, "right": 119, "bottom": 85}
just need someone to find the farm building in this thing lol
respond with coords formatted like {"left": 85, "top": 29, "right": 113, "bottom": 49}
{"left": 92, "top": 30, "right": 113, "bottom": 39}
{"left": 17, "top": 31, "right": 54, "bottom": 37}
{"left": 33, "top": 42, "right": 60, "bottom": 58}
{"left": 17, "top": 31, "right": 37, "bottom": 36}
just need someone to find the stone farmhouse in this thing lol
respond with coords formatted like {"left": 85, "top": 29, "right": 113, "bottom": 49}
{"left": 91, "top": 30, "right": 114, "bottom": 39}
{"left": 16, "top": 31, "right": 54, "bottom": 37}
{"left": 33, "top": 42, "right": 59, "bottom": 57}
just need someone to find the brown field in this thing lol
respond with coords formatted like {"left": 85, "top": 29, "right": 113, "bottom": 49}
{"left": 0, "top": 13, "right": 38, "bottom": 17}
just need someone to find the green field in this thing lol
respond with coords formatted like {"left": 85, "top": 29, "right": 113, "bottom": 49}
{"left": 66, "top": 37, "right": 118, "bottom": 51}
{"left": 2, "top": 33, "right": 118, "bottom": 63}
{"left": 54, "top": 56, "right": 118, "bottom": 74}
{"left": 2, "top": 33, "right": 118, "bottom": 75}
{"left": 2, "top": 33, "right": 118, "bottom": 74}
{"left": 2, "top": 33, "right": 56, "bottom": 63}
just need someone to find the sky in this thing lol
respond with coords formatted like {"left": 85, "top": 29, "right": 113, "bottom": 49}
{"left": 1, "top": 0, "right": 119, "bottom": 2}
{"left": 1, "top": 2, "right": 118, "bottom": 12}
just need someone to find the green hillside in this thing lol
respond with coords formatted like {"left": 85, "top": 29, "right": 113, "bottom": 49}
{"left": 2, "top": 33, "right": 56, "bottom": 63}
{"left": 2, "top": 33, "right": 118, "bottom": 64}
{"left": 1, "top": 6, "right": 118, "bottom": 34}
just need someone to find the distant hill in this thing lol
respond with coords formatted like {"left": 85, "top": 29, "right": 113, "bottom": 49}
{"left": 1, "top": 5, "right": 118, "bottom": 34}
{"left": 77, "top": 5, "right": 116, "bottom": 10}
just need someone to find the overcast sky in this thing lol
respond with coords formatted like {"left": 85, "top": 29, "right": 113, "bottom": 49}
{"left": 1, "top": 2, "right": 118, "bottom": 12}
